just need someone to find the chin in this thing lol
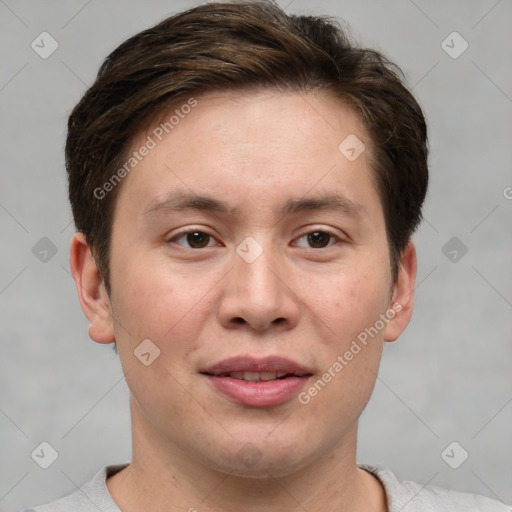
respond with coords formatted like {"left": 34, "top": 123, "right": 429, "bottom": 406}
{"left": 207, "top": 454, "right": 309, "bottom": 479}
{"left": 199, "top": 436, "right": 318, "bottom": 479}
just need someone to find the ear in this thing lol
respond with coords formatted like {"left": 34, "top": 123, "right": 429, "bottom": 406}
{"left": 384, "top": 241, "right": 417, "bottom": 342}
{"left": 69, "top": 232, "right": 115, "bottom": 344}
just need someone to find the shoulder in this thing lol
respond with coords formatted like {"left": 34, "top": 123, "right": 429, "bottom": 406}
{"left": 20, "top": 465, "right": 126, "bottom": 512}
{"left": 360, "top": 464, "right": 512, "bottom": 512}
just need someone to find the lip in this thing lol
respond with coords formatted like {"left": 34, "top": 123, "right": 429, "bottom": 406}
{"left": 203, "top": 356, "right": 311, "bottom": 375}
{"left": 201, "top": 356, "right": 312, "bottom": 407}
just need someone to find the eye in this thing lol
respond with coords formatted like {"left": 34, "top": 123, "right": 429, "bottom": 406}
{"left": 171, "top": 231, "right": 218, "bottom": 249}
{"left": 295, "top": 230, "right": 338, "bottom": 249}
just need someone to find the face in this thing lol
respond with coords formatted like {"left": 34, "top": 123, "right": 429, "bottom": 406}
{"left": 77, "top": 89, "right": 415, "bottom": 477}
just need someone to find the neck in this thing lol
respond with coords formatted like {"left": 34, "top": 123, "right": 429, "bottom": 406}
{"left": 108, "top": 401, "right": 387, "bottom": 512}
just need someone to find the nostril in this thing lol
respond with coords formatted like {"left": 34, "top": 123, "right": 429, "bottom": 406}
{"left": 233, "top": 317, "right": 245, "bottom": 324}
{"left": 273, "top": 318, "right": 286, "bottom": 325}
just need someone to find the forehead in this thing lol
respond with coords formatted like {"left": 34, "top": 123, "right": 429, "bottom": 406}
{"left": 114, "top": 89, "right": 381, "bottom": 223}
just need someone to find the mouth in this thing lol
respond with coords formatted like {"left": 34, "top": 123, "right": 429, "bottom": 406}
{"left": 203, "top": 371, "right": 307, "bottom": 381}
{"left": 200, "top": 356, "right": 312, "bottom": 407}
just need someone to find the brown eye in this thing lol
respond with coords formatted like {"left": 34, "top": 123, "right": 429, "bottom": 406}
{"left": 186, "top": 231, "right": 211, "bottom": 248}
{"left": 171, "top": 231, "right": 216, "bottom": 249}
{"left": 307, "top": 231, "right": 332, "bottom": 248}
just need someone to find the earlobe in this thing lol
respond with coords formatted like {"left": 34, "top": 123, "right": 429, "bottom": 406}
{"left": 69, "top": 232, "right": 115, "bottom": 344}
{"left": 384, "top": 241, "right": 417, "bottom": 342}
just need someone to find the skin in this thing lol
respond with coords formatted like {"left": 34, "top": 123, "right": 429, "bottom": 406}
{"left": 70, "top": 89, "right": 416, "bottom": 512}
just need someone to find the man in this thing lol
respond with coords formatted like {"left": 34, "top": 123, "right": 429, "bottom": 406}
{"left": 23, "top": 1, "right": 511, "bottom": 511}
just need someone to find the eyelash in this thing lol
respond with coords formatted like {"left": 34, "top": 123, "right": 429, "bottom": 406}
{"left": 167, "top": 228, "right": 343, "bottom": 249}
{"left": 294, "top": 230, "right": 340, "bottom": 249}
{"left": 168, "top": 229, "right": 220, "bottom": 249}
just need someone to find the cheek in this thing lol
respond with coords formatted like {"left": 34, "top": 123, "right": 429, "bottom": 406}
{"left": 314, "top": 269, "right": 391, "bottom": 346}
{"left": 319, "top": 269, "right": 390, "bottom": 396}
{"left": 299, "top": 273, "right": 388, "bottom": 425}
{"left": 109, "top": 256, "right": 211, "bottom": 413}
{"left": 108, "top": 252, "right": 212, "bottom": 352}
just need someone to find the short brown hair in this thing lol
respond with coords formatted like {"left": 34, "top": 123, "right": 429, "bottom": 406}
{"left": 66, "top": 0, "right": 428, "bottom": 293}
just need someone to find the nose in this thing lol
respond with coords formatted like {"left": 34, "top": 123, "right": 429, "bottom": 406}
{"left": 217, "top": 244, "right": 300, "bottom": 333}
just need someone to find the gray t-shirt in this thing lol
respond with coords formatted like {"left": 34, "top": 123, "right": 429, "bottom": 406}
{"left": 22, "top": 464, "right": 512, "bottom": 511}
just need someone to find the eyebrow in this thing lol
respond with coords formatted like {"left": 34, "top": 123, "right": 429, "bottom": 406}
{"left": 143, "top": 191, "right": 232, "bottom": 216}
{"left": 281, "top": 194, "right": 365, "bottom": 218}
{"left": 143, "top": 191, "right": 365, "bottom": 219}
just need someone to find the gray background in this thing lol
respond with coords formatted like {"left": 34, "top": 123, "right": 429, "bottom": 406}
{"left": 1, "top": 0, "right": 511, "bottom": 510}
